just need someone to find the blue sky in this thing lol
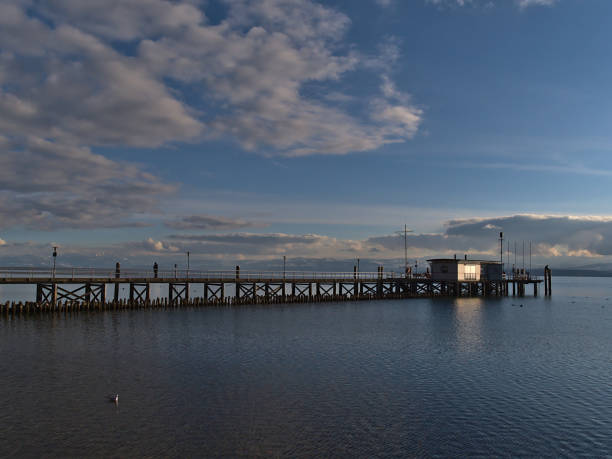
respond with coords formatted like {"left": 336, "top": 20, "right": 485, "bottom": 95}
{"left": 2, "top": 0, "right": 612, "bottom": 270}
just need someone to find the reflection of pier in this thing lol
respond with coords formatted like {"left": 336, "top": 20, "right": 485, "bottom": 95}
{"left": 0, "top": 265, "right": 548, "bottom": 314}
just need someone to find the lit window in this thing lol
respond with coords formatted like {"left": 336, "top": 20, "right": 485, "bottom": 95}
{"left": 465, "top": 264, "right": 477, "bottom": 280}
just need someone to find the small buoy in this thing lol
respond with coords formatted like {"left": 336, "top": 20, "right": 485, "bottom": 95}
{"left": 108, "top": 394, "right": 119, "bottom": 403}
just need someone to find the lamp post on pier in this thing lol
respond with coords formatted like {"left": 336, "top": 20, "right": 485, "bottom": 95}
{"left": 186, "top": 251, "right": 190, "bottom": 279}
{"left": 52, "top": 246, "right": 58, "bottom": 280}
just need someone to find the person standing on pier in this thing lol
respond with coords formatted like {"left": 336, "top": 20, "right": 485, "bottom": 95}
{"left": 153, "top": 262, "right": 158, "bottom": 278}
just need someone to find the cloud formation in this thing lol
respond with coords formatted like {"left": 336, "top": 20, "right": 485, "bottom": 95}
{"left": 516, "top": 0, "right": 558, "bottom": 9}
{"left": 426, "top": 0, "right": 558, "bottom": 8}
{"left": 166, "top": 215, "right": 267, "bottom": 231}
{"left": 159, "top": 232, "right": 365, "bottom": 258}
{"left": 0, "top": 0, "right": 424, "bottom": 230}
{"left": 114, "top": 215, "right": 612, "bottom": 262}
{"left": 0, "top": 136, "right": 174, "bottom": 229}
{"left": 1, "top": 0, "right": 421, "bottom": 157}
{"left": 4, "top": 214, "right": 612, "bottom": 269}
{"left": 371, "top": 215, "right": 612, "bottom": 261}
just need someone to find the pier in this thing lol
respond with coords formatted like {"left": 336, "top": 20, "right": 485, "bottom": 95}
{"left": 0, "top": 264, "right": 548, "bottom": 314}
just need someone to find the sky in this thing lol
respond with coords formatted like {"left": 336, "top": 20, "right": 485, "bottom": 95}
{"left": 2, "top": 0, "right": 612, "bottom": 272}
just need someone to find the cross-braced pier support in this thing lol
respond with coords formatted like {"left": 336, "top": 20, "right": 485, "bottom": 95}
{"left": 338, "top": 282, "right": 358, "bottom": 298}
{"left": 169, "top": 282, "right": 189, "bottom": 305}
{"left": 316, "top": 282, "right": 336, "bottom": 299}
{"left": 292, "top": 282, "right": 312, "bottom": 299}
{"left": 129, "top": 283, "right": 150, "bottom": 303}
{"left": 204, "top": 283, "right": 224, "bottom": 303}
{"left": 37, "top": 282, "right": 105, "bottom": 305}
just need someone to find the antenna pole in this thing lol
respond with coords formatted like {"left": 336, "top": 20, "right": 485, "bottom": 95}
{"left": 404, "top": 224, "right": 408, "bottom": 272}
{"left": 395, "top": 225, "right": 413, "bottom": 277}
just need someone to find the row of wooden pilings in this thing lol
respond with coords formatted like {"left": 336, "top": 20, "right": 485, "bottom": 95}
{"left": 0, "top": 292, "right": 417, "bottom": 315}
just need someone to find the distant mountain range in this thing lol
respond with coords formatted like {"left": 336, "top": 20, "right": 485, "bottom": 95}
{"left": 550, "top": 269, "right": 612, "bottom": 277}
{"left": 541, "top": 263, "right": 612, "bottom": 277}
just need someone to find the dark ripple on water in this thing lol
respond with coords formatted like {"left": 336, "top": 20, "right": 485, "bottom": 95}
{"left": 2, "top": 277, "right": 612, "bottom": 457}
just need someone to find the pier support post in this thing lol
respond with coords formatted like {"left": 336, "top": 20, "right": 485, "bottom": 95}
{"left": 114, "top": 262, "right": 120, "bottom": 302}
{"left": 235, "top": 266, "right": 241, "bottom": 300}
{"left": 36, "top": 284, "right": 42, "bottom": 303}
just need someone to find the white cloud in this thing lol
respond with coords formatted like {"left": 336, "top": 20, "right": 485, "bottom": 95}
{"left": 162, "top": 232, "right": 365, "bottom": 258}
{"left": 0, "top": 7, "right": 202, "bottom": 147}
{"left": 145, "top": 238, "right": 179, "bottom": 253}
{"left": 426, "top": 0, "right": 558, "bottom": 8}
{"left": 0, "top": 0, "right": 426, "bottom": 230}
{"left": 166, "top": 215, "right": 267, "bottom": 231}
{"left": 5, "top": 214, "right": 612, "bottom": 268}
{"left": 0, "top": 137, "right": 175, "bottom": 229}
{"left": 516, "top": 0, "right": 558, "bottom": 9}
{"left": 138, "top": 215, "right": 612, "bottom": 262}
{"left": 1, "top": 0, "right": 421, "bottom": 157}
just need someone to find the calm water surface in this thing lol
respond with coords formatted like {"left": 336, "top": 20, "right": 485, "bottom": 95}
{"left": 2, "top": 276, "right": 612, "bottom": 457}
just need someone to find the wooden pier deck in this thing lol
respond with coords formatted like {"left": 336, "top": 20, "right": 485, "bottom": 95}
{"left": 0, "top": 265, "right": 549, "bottom": 315}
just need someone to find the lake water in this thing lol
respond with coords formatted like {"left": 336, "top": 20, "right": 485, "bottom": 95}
{"left": 1, "top": 276, "right": 612, "bottom": 457}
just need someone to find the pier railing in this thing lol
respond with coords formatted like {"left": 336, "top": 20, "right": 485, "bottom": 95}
{"left": 0, "top": 267, "right": 404, "bottom": 281}
{"left": 0, "top": 267, "right": 542, "bottom": 282}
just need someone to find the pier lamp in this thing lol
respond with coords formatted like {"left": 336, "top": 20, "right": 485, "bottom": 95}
{"left": 186, "top": 251, "right": 190, "bottom": 278}
{"left": 52, "top": 246, "right": 58, "bottom": 279}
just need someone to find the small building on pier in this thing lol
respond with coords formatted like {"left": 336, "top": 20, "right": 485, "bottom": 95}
{"left": 428, "top": 257, "right": 502, "bottom": 282}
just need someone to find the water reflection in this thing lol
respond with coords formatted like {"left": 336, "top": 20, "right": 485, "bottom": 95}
{"left": 2, "top": 281, "right": 612, "bottom": 456}
{"left": 450, "top": 297, "right": 486, "bottom": 355}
